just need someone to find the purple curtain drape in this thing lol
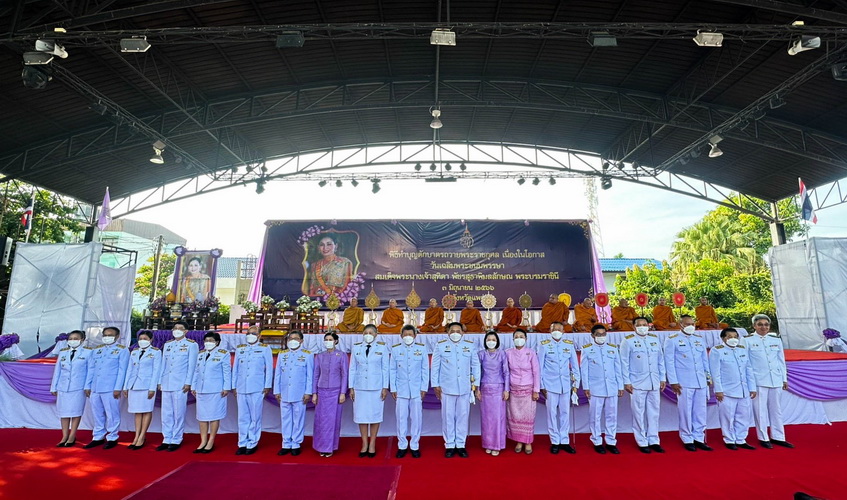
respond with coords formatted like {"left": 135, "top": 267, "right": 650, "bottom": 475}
{"left": 0, "top": 362, "right": 57, "bottom": 403}
{"left": 785, "top": 360, "right": 847, "bottom": 400}
{"left": 247, "top": 227, "right": 269, "bottom": 303}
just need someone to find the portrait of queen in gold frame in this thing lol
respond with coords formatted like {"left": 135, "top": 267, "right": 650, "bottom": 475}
{"left": 301, "top": 230, "right": 360, "bottom": 297}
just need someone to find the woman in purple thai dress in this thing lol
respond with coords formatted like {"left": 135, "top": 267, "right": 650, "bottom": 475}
{"left": 476, "top": 331, "right": 510, "bottom": 456}
{"left": 311, "top": 332, "right": 348, "bottom": 457}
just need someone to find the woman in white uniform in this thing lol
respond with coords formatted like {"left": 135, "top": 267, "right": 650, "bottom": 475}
{"left": 50, "top": 330, "right": 91, "bottom": 447}
{"left": 192, "top": 331, "right": 231, "bottom": 454}
{"left": 349, "top": 324, "right": 390, "bottom": 458}
{"left": 123, "top": 330, "right": 162, "bottom": 450}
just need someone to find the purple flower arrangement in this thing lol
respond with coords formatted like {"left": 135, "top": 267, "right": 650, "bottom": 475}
{"left": 323, "top": 272, "right": 367, "bottom": 305}
{"left": 297, "top": 225, "right": 325, "bottom": 246}
{"left": 55, "top": 332, "right": 69, "bottom": 343}
{"left": 0, "top": 333, "right": 20, "bottom": 351}
{"left": 150, "top": 297, "right": 168, "bottom": 310}
{"left": 823, "top": 328, "right": 841, "bottom": 339}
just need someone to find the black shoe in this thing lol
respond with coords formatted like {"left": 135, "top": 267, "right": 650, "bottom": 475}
{"left": 290, "top": 448, "right": 301, "bottom": 456}
{"left": 550, "top": 445, "right": 560, "bottom": 454}
{"left": 278, "top": 448, "right": 291, "bottom": 456}
{"left": 167, "top": 443, "right": 181, "bottom": 452}
{"left": 396, "top": 448, "right": 408, "bottom": 458}
{"left": 694, "top": 441, "right": 713, "bottom": 451}
{"left": 156, "top": 443, "right": 169, "bottom": 451}
{"left": 725, "top": 443, "right": 738, "bottom": 450}
{"left": 649, "top": 444, "right": 665, "bottom": 453}
{"left": 57, "top": 441, "right": 68, "bottom": 448}
{"left": 127, "top": 444, "right": 137, "bottom": 450}
{"left": 457, "top": 448, "right": 468, "bottom": 458}
{"left": 368, "top": 451, "right": 376, "bottom": 458}
{"left": 561, "top": 444, "right": 576, "bottom": 454}
{"left": 201, "top": 446, "right": 214, "bottom": 454}
{"left": 684, "top": 443, "right": 697, "bottom": 452}
{"left": 759, "top": 440, "right": 773, "bottom": 449}
{"left": 132, "top": 441, "right": 145, "bottom": 450}
{"left": 193, "top": 448, "right": 205, "bottom": 454}
{"left": 445, "top": 448, "right": 455, "bottom": 458}
{"left": 84, "top": 439, "right": 105, "bottom": 449}
{"left": 772, "top": 440, "right": 794, "bottom": 448}
{"left": 738, "top": 443, "right": 756, "bottom": 450}
{"left": 594, "top": 445, "right": 606, "bottom": 454}
{"left": 103, "top": 440, "right": 118, "bottom": 450}
{"left": 411, "top": 450, "right": 421, "bottom": 458}
{"left": 359, "top": 451, "right": 368, "bottom": 458}
{"left": 63, "top": 441, "right": 75, "bottom": 448}
{"left": 236, "top": 447, "right": 247, "bottom": 455}
{"left": 606, "top": 445, "right": 620, "bottom": 455}
{"left": 245, "top": 446, "right": 257, "bottom": 455}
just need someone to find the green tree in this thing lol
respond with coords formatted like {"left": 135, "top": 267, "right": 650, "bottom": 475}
{"left": 0, "top": 187, "right": 84, "bottom": 243}
{"left": 134, "top": 253, "right": 176, "bottom": 300}
{"left": 670, "top": 216, "right": 761, "bottom": 281}
{"left": 612, "top": 261, "right": 675, "bottom": 301}
{"left": 706, "top": 196, "right": 806, "bottom": 256}
{"left": 611, "top": 252, "right": 625, "bottom": 259}
{"left": 680, "top": 258, "right": 738, "bottom": 308}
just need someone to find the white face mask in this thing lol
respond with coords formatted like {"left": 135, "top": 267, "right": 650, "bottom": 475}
{"left": 635, "top": 326, "right": 649, "bottom": 336}
{"left": 287, "top": 340, "right": 301, "bottom": 350}
{"left": 246, "top": 334, "right": 259, "bottom": 344}
{"left": 323, "top": 340, "right": 335, "bottom": 350}
{"left": 402, "top": 336, "right": 415, "bottom": 346}
{"left": 726, "top": 338, "right": 740, "bottom": 347}
{"left": 67, "top": 339, "right": 81, "bottom": 348}
{"left": 102, "top": 336, "right": 116, "bottom": 345}
{"left": 172, "top": 329, "right": 185, "bottom": 339}
{"left": 683, "top": 325, "right": 696, "bottom": 335}
{"left": 449, "top": 332, "right": 462, "bottom": 342}
{"left": 551, "top": 331, "right": 563, "bottom": 340}
{"left": 594, "top": 336, "right": 607, "bottom": 345}
{"left": 204, "top": 342, "right": 217, "bottom": 351}
{"left": 486, "top": 340, "right": 498, "bottom": 350}
{"left": 514, "top": 337, "right": 526, "bottom": 348}
{"left": 137, "top": 339, "right": 151, "bottom": 349}
{"left": 363, "top": 333, "right": 375, "bottom": 344}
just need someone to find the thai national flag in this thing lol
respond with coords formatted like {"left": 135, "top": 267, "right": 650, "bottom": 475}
{"left": 21, "top": 194, "right": 34, "bottom": 233}
{"left": 799, "top": 178, "right": 818, "bottom": 224}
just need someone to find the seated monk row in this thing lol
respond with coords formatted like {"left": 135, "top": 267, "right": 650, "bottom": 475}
{"left": 611, "top": 299, "right": 637, "bottom": 331}
{"left": 695, "top": 297, "right": 729, "bottom": 330}
{"left": 534, "top": 294, "right": 572, "bottom": 333}
{"left": 420, "top": 298, "right": 444, "bottom": 332}
{"left": 495, "top": 297, "right": 523, "bottom": 332}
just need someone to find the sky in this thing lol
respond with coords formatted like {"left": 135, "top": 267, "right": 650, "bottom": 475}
{"left": 125, "top": 174, "right": 847, "bottom": 260}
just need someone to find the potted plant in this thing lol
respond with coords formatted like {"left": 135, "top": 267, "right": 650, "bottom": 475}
{"left": 243, "top": 300, "right": 259, "bottom": 318}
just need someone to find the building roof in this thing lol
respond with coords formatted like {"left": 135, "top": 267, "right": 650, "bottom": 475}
{"left": 102, "top": 219, "right": 186, "bottom": 245}
{"left": 599, "top": 258, "right": 664, "bottom": 273}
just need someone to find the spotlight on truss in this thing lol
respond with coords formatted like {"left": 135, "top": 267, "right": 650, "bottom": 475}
{"left": 693, "top": 30, "right": 723, "bottom": 47}
{"left": 430, "top": 29, "right": 456, "bottom": 46}
{"left": 120, "top": 36, "right": 151, "bottom": 53}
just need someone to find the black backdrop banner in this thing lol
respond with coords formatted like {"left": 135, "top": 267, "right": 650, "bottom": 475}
{"left": 261, "top": 220, "right": 594, "bottom": 308}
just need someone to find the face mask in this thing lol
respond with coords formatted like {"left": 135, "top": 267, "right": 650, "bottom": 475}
{"left": 172, "top": 330, "right": 185, "bottom": 339}
{"left": 486, "top": 340, "right": 497, "bottom": 349}
{"left": 683, "top": 325, "right": 696, "bottom": 335}
{"left": 594, "top": 336, "right": 607, "bottom": 345}
{"left": 726, "top": 338, "right": 740, "bottom": 347}
{"left": 514, "top": 338, "right": 526, "bottom": 348}
{"left": 449, "top": 332, "right": 462, "bottom": 342}
{"left": 287, "top": 340, "right": 301, "bottom": 350}
{"left": 246, "top": 334, "right": 258, "bottom": 344}
{"left": 551, "top": 331, "right": 563, "bottom": 340}
{"left": 323, "top": 340, "right": 335, "bottom": 350}
{"left": 635, "top": 326, "right": 649, "bottom": 336}
{"left": 67, "top": 339, "right": 81, "bottom": 348}
{"left": 137, "top": 339, "right": 151, "bottom": 349}
{"left": 204, "top": 342, "right": 217, "bottom": 351}
{"left": 363, "top": 334, "right": 375, "bottom": 344}
{"left": 402, "top": 336, "right": 415, "bottom": 346}
{"left": 102, "top": 336, "right": 116, "bottom": 345}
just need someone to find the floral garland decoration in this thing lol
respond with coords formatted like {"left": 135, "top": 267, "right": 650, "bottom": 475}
{"left": 297, "top": 225, "right": 325, "bottom": 246}
{"left": 0, "top": 333, "right": 20, "bottom": 352}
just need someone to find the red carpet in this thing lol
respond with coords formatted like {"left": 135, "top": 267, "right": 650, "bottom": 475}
{"left": 785, "top": 349, "right": 847, "bottom": 361}
{"left": 0, "top": 424, "right": 845, "bottom": 499}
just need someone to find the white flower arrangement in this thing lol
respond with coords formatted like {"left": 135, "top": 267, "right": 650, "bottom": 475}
{"left": 243, "top": 300, "right": 259, "bottom": 313}
{"left": 295, "top": 296, "right": 322, "bottom": 313}
{"left": 261, "top": 295, "right": 275, "bottom": 305}
{"left": 275, "top": 300, "right": 290, "bottom": 310}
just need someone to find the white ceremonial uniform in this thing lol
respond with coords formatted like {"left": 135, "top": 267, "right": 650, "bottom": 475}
{"left": 620, "top": 333, "right": 666, "bottom": 447}
{"left": 709, "top": 344, "right": 757, "bottom": 444}
{"left": 664, "top": 332, "right": 711, "bottom": 444}
{"left": 580, "top": 341, "right": 624, "bottom": 446}
{"left": 389, "top": 341, "right": 430, "bottom": 451}
{"left": 159, "top": 337, "right": 199, "bottom": 445}
{"left": 123, "top": 346, "right": 163, "bottom": 413}
{"left": 50, "top": 346, "right": 93, "bottom": 418}
{"left": 537, "top": 337, "right": 580, "bottom": 446}
{"left": 193, "top": 348, "right": 232, "bottom": 421}
{"left": 431, "top": 338, "right": 481, "bottom": 449}
{"left": 232, "top": 342, "right": 273, "bottom": 449}
{"left": 274, "top": 347, "right": 314, "bottom": 449}
{"left": 349, "top": 340, "right": 391, "bottom": 424}
{"left": 744, "top": 332, "right": 788, "bottom": 442}
{"left": 84, "top": 343, "right": 129, "bottom": 441}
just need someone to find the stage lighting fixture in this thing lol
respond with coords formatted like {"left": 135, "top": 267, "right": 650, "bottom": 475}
{"left": 445, "top": 163, "right": 452, "bottom": 171}
{"left": 414, "top": 163, "right": 422, "bottom": 171}
{"left": 23, "top": 52, "right": 53, "bottom": 65}
{"left": 430, "top": 29, "right": 456, "bottom": 46}
{"left": 90, "top": 101, "right": 108, "bottom": 115}
{"left": 335, "top": 179, "right": 342, "bottom": 187}
{"left": 430, "top": 109, "right": 443, "bottom": 129}
{"left": 768, "top": 95, "right": 786, "bottom": 109}
{"left": 832, "top": 63, "right": 847, "bottom": 81}
{"left": 256, "top": 182, "right": 265, "bottom": 194}
{"left": 318, "top": 180, "right": 327, "bottom": 187}
{"left": 708, "top": 135, "right": 724, "bottom": 158}
{"left": 589, "top": 32, "right": 617, "bottom": 47}
{"left": 35, "top": 39, "right": 68, "bottom": 58}
{"left": 532, "top": 178, "right": 540, "bottom": 186}
{"left": 260, "top": 165, "right": 268, "bottom": 173}
{"left": 276, "top": 32, "right": 305, "bottom": 48}
{"left": 788, "top": 35, "right": 820, "bottom": 55}
{"left": 149, "top": 140, "right": 166, "bottom": 164}
{"left": 351, "top": 179, "right": 359, "bottom": 187}
{"left": 548, "top": 177, "right": 556, "bottom": 185}
{"left": 517, "top": 177, "right": 525, "bottom": 185}
{"left": 371, "top": 179, "right": 381, "bottom": 194}
{"left": 601, "top": 177, "right": 612, "bottom": 190}
{"left": 459, "top": 162, "right": 467, "bottom": 171}
{"left": 693, "top": 31, "right": 723, "bottom": 47}
{"left": 602, "top": 161, "right": 610, "bottom": 171}
{"left": 21, "top": 66, "right": 52, "bottom": 89}
{"left": 120, "top": 36, "right": 151, "bottom": 53}
{"left": 425, "top": 177, "right": 456, "bottom": 183}
{"left": 430, "top": 163, "right": 437, "bottom": 171}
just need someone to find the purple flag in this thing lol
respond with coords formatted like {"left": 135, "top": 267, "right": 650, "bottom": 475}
{"left": 97, "top": 187, "right": 112, "bottom": 230}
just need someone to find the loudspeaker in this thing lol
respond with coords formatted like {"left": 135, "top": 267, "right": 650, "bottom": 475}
{"left": 276, "top": 32, "right": 305, "bottom": 48}
{"left": 0, "top": 236, "right": 12, "bottom": 266}
{"left": 84, "top": 226, "right": 98, "bottom": 243}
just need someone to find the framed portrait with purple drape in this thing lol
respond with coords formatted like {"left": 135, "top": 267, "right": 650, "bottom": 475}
{"left": 171, "top": 247, "right": 223, "bottom": 303}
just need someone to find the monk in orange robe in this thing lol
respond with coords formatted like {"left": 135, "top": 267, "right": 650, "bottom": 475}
{"left": 495, "top": 297, "right": 523, "bottom": 332}
{"left": 534, "top": 294, "right": 571, "bottom": 333}
{"left": 695, "top": 297, "right": 728, "bottom": 329}
{"left": 460, "top": 300, "right": 485, "bottom": 333}
{"left": 572, "top": 298, "right": 598, "bottom": 332}
{"left": 377, "top": 299, "right": 404, "bottom": 333}
{"left": 651, "top": 297, "right": 677, "bottom": 331}
{"left": 419, "top": 298, "right": 445, "bottom": 333}
{"left": 337, "top": 297, "right": 365, "bottom": 332}
{"left": 611, "top": 299, "right": 637, "bottom": 331}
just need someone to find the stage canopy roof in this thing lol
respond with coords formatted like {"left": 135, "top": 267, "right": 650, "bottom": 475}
{"left": 2, "top": 0, "right": 847, "bottom": 216}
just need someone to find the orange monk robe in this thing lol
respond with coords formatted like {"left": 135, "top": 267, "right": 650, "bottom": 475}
{"left": 461, "top": 308, "right": 485, "bottom": 333}
{"left": 534, "top": 302, "right": 572, "bottom": 333}
{"left": 695, "top": 305, "right": 728, "bottom": 329}
{"left": 419, "top": 307, "right": 445, "bottom": 333}
{"left": 611, "top": 306, "right": 637, "bottom": 331}
{"left": 377, "top": 308, "right": 405, "bottom": 333}
{"left": 651, "top": 305, "right": 676, "bottom": 331}
{"left": 336, "top": 306, "right": 365, "bottom": 332}
{"left": 572, "top": 304, "right": 598, "bottom": 332}
{"left": 495, "top": 307, "right": 523, "bottom": 332}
